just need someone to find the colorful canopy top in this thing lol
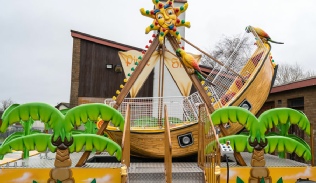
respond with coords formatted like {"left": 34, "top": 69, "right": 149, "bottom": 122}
{"left": 140, "top": 0, "right": 191, "bottom": 44}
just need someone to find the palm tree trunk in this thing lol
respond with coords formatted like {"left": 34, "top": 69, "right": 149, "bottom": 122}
{"left": 47, "top": 148, "right": 75, "bottom": 183}
{"left": 54, "top": 148, "right": 72, "bottom": 168}
{"left": 21, "top": 119, "right": 32, "bottom": 160}
{"left": 248, "top": 149, "right": 272, "bottom": 183}
{"left": 251, "top": 149, "right": 265, "bottom": 167}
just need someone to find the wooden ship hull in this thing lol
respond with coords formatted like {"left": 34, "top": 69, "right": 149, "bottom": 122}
{"left": 107, "top": 123, "right": 199, "bottom": 158}
{"left": 213, "top": 42, "right": 276, "bottom": 136}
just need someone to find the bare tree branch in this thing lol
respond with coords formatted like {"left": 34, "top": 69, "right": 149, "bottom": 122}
{"left": 201, "top": 34, "right": 252, "bottom": 71}
{"left": 274, "top": 63, "right": 315, "bottom": 86}
{"left": 201, "top": 34, "right": 315, "bottom": 86}
{"left": 0, "top": 98, "right": 14, "bottom": 111}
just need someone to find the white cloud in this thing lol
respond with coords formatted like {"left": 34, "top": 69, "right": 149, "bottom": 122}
{"left": 10, "top": 172, "right": 32, "bottom": 183}
{"left": 222, "top": 169, "right": 238, "bottom": 180}
{"left": 282, "top": 167, "right": 312, "bottom": 180}
{"left": 229, "top": 170, "right": 238, "bottom": 179}
{"left": 84, "top": 175, "right": 113, "bottom": 183}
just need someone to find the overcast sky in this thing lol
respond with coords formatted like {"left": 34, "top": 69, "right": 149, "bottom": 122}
{"left": 1, "top": 0, "right": 315, "bottom": 106}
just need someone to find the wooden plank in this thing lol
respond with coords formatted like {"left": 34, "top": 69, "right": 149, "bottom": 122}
{"left": 198, "top": 104, "right": 205, "bottom": 169}
{"left": 121, "top": 104, "right": 130, "bottom": 183}
{"left": 164, "top": 105, "right": 172, "bottom": 183}
{"left": 121, "top": 104, "right": 131, "bottom": 168}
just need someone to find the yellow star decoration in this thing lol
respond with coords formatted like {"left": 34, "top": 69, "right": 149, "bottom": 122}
{"left": 140, "top": 0, "right": 191, "bottom": 44}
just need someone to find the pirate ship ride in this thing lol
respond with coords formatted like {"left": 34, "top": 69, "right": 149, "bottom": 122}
{"left": 1, "top": 1, "right": 315, "bottom": 183}
{"left": 76, "top": 0, "right": 281, "bottom": 161}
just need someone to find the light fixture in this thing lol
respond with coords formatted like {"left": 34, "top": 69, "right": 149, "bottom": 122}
{"left": 239, "top": 99, "right": 252, "bottom": 111}
{"left": 106, "top": 64, "right": 113, "bottom": 69}
{"left": 114, "top": 65, "right": 123, "bottom": 73}
{"left": 178, "top": 133, "right": 194, "bottom": 147}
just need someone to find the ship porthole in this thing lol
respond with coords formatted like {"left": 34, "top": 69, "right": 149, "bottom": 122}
{"left": 239, "top": 99, "right": 252, "bottom": 111}
{"left": 178, "top": 133, "right": 193, "bottom": 147}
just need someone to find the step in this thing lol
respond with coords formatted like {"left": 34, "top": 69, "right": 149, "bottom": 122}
{"left": 128, "top": 162, "right": 204, "bottom": 183}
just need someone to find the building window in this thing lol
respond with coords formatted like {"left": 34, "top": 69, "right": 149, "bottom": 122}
{"left": 277, "top": 100, "right": 282, "bottom": 105}
{"left": 288, "top": 97, "right": 304, "bottom": 108}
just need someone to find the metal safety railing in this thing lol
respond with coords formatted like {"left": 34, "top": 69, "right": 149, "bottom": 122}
{"left": 105, "top": 96, "right": 198, "bottom": 129}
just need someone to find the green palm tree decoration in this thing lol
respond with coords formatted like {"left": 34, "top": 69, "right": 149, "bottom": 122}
{"left": 207, "top": 135, "right": 311, "bottom": 161}
{"left": 0, "top": 133, "right": 122, "bottom": 161}
{"left": 259, "top": 108, "right": 310, "bottom": 158}
{"left": 0, "top": 133, "right": 56, "bottom": 154}
{"left": 206, "top": 106, "right": 311, "bottom": 183}
{"left": 1, "top": 103, "right": 64, "bottom": 160}
{"left": 0, "top": 102, "right": 125, "bottom": 183}
{"left": 69, "top": 134, "right": 122, "bottom": 159}
{"left": 0, "top": 103, "right": 65, "bottom": 140}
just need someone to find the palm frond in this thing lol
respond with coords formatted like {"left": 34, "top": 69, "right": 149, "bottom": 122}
{"left": 0, "top": 103, "right": 65, "bottom": 140}
{"left": 286, "top": 134, "right": 311, "bottom": 152}
{"left": 0, "top": 131, "right": 24, "bottom": 146}
{"left": 210, "top": 106, "right": 260, "bottom": 140}
{"left": 265, "top": 136, "right": 311, "bottom": 161}
{"left": 0, "top": 104, "right": 20, "bottom": 120}
{"left": 64, "top": 103, "right": 125, "bottom": 132}
{"left": 258, "top": 108, "right": 310, "bottom": 135}
{"left": 211, "top": 106, "right": 258, "bottom": 131}
{"left": 0, "top": 134, "right": 56, "bottom": 159}
{"left": 69, "top": 134, "right": 122, "bottom": 161}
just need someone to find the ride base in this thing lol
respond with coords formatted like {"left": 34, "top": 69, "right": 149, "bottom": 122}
{"left": 0, "top": 151, "right": 315, "bottom": 183}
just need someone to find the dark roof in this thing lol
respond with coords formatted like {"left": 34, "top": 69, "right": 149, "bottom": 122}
{"left": 55, "top": 102, "right": 70, "bottom": 109}
{"left": 271, "top": 76, "right": 316, "bottom": 93}
{"left": 71, "top": 30, "right": 143, "bottom": 51}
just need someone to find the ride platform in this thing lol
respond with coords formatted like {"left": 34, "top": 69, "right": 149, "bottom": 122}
{"left": 1, "top": 151, "right": 315, "bottom": 183}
